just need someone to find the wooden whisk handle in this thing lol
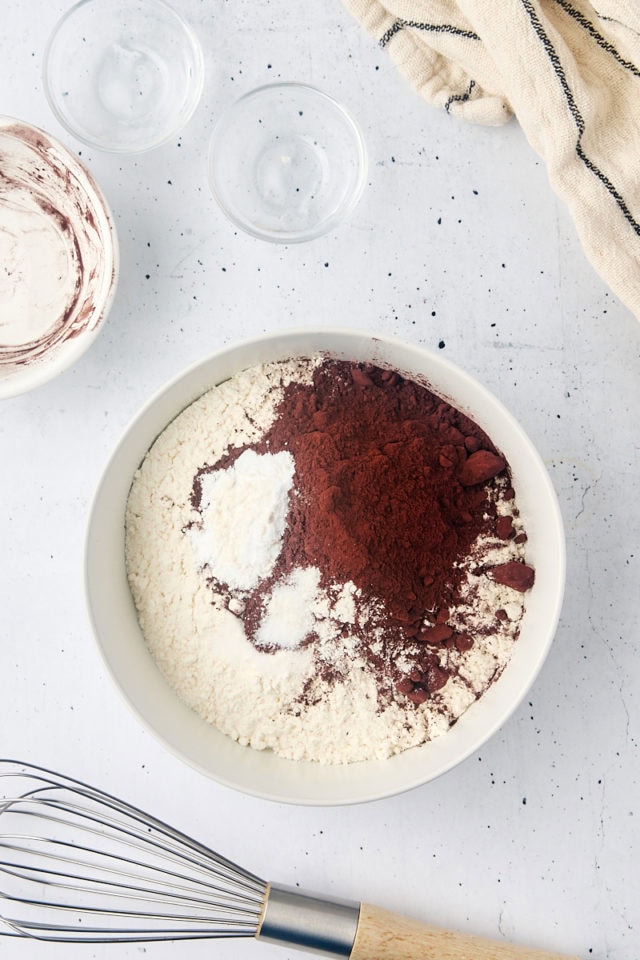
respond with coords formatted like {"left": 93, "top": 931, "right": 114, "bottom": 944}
{"left": 350, "top": 903, "right": 580, "bottom": 960}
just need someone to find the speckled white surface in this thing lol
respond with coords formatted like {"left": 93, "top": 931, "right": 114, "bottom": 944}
{"left": 1, "top": 2, "right": 639, "bottom": 959}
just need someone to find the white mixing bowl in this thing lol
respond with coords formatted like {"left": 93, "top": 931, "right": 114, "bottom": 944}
{"left": 0, "top": 117, "right": 118, "bottom": 399}
{"left": 85, "top": 329, "right": 565, "bottom": 805}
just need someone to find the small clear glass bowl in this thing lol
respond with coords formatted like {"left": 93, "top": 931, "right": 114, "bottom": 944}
{"left": 208, "top": 83, "right": 367, "bottom": 243}
{"left": 43, "top": 0, "right": 204, "bottom": 153}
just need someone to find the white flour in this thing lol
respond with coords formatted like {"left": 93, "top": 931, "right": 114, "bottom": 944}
{"left": 125, "top": 357, "right": 530, "bottom": 764}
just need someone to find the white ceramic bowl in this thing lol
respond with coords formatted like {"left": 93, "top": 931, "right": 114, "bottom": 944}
{"left": 0, "top": 118, "right": 118, "bottom": 399}
{"left": 85, "top": 330, "right": 565, "bottom": 805}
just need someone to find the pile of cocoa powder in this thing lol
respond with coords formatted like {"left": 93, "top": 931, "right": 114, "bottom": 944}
{"left": 192, "top": 359, "right": 534, "bottom": 708}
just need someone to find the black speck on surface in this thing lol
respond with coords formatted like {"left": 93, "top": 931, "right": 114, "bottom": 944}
{"left": 324, "top": 262, "right": 329, "bottom": 268}
{"left": 438, "top": 340, "right": 445, "bottom": 349}
{"left": 145, "top": 274, "right": 150, "bottom": 280}
{"left": 437, "top": 217, "right": 442, "bottom": 225}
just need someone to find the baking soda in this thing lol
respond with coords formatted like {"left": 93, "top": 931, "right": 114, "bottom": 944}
{"left": 189, "top": 449, "right": 295, "bottom": 592}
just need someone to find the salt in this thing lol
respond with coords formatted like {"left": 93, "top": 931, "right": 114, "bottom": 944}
{"left": 256, "top": 566, "right": 321, "bottom": 649}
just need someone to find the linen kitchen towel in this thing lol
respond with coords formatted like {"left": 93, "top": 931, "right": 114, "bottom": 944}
{"left": 342, "top": 0, "right": 640, "bottom": 321}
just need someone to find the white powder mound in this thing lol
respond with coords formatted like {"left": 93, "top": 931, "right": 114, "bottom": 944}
{"left": 256, "top": 566, "right": 320, "bottom": 649}
{"left": 125, "top": 356, "right": 531, "bottom": 765}
{"left": 190, "top": 449, "right": 295, "bottom": 591}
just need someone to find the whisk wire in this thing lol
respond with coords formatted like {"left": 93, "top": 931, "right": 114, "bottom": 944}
{"left": 4, "top": 779, "right": 265, "bottom": 893}
{"left": 1, "top": 813, "right": 264, "bottom": 905}
{"left": 0, "top": 760, "right": 268, "bottom": 943}
{"left": 0, "top": 842, "right": 262, "bottom": 916}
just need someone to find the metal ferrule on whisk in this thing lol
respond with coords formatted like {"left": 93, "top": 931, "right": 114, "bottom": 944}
{"left": 258, "top": 883, "right": 360, "bottom": 958}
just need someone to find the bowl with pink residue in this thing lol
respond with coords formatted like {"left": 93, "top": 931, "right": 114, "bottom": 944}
{"left": 0, "top": 117, "right": 118, "bottom": 399}
{"left": 86, "top": 328, "right": 565, "bottom": 805}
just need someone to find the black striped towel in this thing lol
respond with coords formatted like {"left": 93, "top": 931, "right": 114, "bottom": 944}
{"left": 343, "top": 0, "right": 640, "bottom": 320}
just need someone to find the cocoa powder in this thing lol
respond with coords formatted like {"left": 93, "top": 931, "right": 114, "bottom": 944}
{"left": 256, "top": 361, "right": 511, "bottom": 616}
{"left": 191, "top": 358, "right": 534, "bottom": 705}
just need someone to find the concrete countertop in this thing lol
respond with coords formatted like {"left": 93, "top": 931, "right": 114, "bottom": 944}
{"left": 1, "top": 2, "right": 638, "bottom": 958}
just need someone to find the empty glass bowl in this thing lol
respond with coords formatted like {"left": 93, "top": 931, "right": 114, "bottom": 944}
{"left": 43, "top": 0, "right": 204, "bottom": 153}
{"left": 208, "top": 83, "right": 367, "bottom": 243}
